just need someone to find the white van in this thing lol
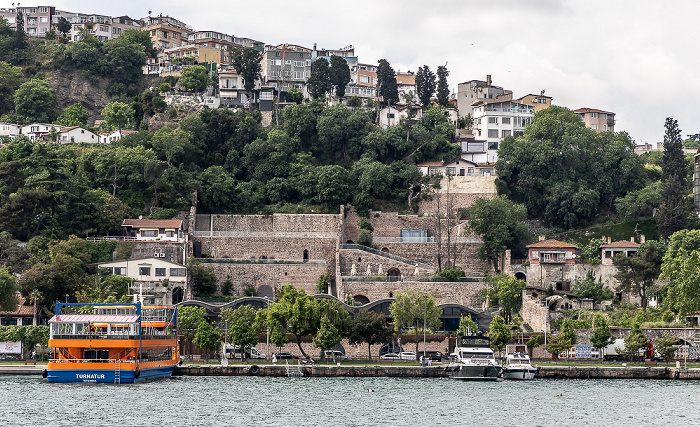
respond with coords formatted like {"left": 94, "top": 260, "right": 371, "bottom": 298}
{"left": 224, "top": 345, "right": 266, "bottom": 359}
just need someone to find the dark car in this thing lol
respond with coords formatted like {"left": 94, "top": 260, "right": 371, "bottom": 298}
{"left": 420, "top": 351, "right": 448, "bottom": 362}
{"left": 273, "top": 352, "right": 297, "bottom": 360}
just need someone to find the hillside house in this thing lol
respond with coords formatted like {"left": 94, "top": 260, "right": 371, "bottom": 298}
{"left": 56, "top": 127, "right": 99, "bottom": 143}
{"left": 600, "top": 238, "right": 641, "bottom": 266}
{"left": 121, "top": 218, "right": 184, "bottom": 242}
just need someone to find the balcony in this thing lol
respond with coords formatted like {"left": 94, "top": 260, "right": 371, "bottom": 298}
{"left": 607, "top": 119, "right": 616, "bottom": 126}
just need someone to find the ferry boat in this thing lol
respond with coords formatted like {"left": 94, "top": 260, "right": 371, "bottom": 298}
{"left": 502, "top": 352, "right": 537, "bottom": 380}
{"left": 446, "top": 332, "right": 501, "bottom": 380}
{"left": 46, "top": 302, "right": 179, "bottom": 383}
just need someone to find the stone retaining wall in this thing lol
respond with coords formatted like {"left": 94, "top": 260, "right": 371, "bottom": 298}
{"left": 203, "top": 262, "right": 329, "bottom": 296}
{"left": 341, "top": 280, "right": 486, "bottom": 308}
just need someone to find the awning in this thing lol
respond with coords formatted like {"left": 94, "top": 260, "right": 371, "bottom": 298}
{"left": 49, "top": 314, "right": 139, "bottom": 324}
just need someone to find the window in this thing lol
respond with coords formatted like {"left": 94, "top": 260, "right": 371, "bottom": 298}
{"left": 40, "top": 16, "right": 48, "bottom": 23}
{"left": 488, "top": 141, "right": 499, "bottom": 150}
{"left": 306, "top": 59, "right": 311, "bottom": 66}
{"left": 501, "top": 117, "right": 511, "bottom": 124}
{"left": 293, "top": 60, "right": 304, "bottom": 67}
{"left": 360, "top": 75, "right": 370, "bottom": 84}
{"left": 591, "top": 112, "right": 598, "bottom": 118}
{"left": 488, "top": 117, "right": 498, "bottom": 124}
{"left": 401, "top": 229, "right": 428, "bottom": 242}
{"left": 140, "top": 230, "right": 158, "bottom": 237}
{"left": 165, "top": 230, "right": 175, "bottom": 238}
{"left": 155, "top": 268, "right": 166, "bottom": 277}
{"left": 293, "top": 71, "right": 304, "bottom": 79}
{"left": 139, "top": 267, "right": 151, "bottom": 276}
{"left": 100, "top": 25, "right": 109, "bottom": 32}
{"left": 285, "top": 59, "right": 292, "bottom": 65}
{"left": 40, "top": 7, "right": 48, "bottom": 12}
{"left": 387, "top": 113, "right": 395, "bottom": 119}
{"left": 170, "top": 268, "right": 186, "bottom": 276}
{"left": 488, "top": 129, "right": 499, "bottom": 138}
{"left": 501, "top": 130, "right": 511, "bottom": 138}
{"left": 446, "top": 167, "right": 456, "bottom": 175}
{"left": 591, "top": 124, "right": 598, "bottom": 130}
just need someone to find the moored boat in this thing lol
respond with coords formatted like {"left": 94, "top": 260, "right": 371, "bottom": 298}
{"left": 46, "top": 302, "right": 179, "bottom": 383}
{"left": 446, "top": 332, "right": 501, "bottom": 380}
{"left": 502, "top": 352, "right": 537, "bottom": 380}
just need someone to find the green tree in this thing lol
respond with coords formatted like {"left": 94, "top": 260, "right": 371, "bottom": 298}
{"left": 389, "top": 290, "right": 441, "bottom": 355}
{"left": 329, "top": 55, "right": 351, "bottom": 101}
{"left": 526, "top": 335, "right": 540, "bottom": 358}
{"left": 189, "top": 260, "right": 218, "bottom": 296}
{"left": 56, "top": 103, "right": 89, "bottom": 127}
{"left": 266, "top": 284, "right": 320, "bottom": 358}
{"left": 655, "top": 333, "right": 679, "bottom": 363}
{"left": 13, "top": 9, "right": 27, "bottom": 51}
{"left": 193, "top": 321, "right": 223, "bottom": 355}
{"left": 221, "top": 305, "right": 258, "bottom": 361}
{"left": 317, "top": 273, "right": 332, "bottom": 294}
{"left": 178, "top": 65, "right": 209, "bottom": 92}
{"left": 285, "top": 87, "right": 303, "bottom": 104}
{"left": 622, "top": 323, "right": 649, "bottom": 360}
{"left": 657, "top": 117, "right": 689, "bottom": 239}
{"left": 101, "top": 101, "right": 135, "bottom": 133}
{"left": 307, "top": 57, "right": 332, "bottom": 99}
{"left": 348, "top": 310, "right": 393, "bottom": 360}
{"left": 484, "top": 273, "right": 526, "bottom": 324}
{"left": 488, "top": 315, "right": 512, "bottom": 361}
{"left": 14, "top": 79, "right": 56, "bottom": 123}
{"left": 467, "top": 196, "right": 529, "bottom": 272}
{"left": 415, "top": 65, "right": 436, "bottom": 108}
{"left": 546, "top": 318, "right": 577, "bottom": 361}
{"left": 56, "top": 17, "right": 71, "bottom": 38}
{"left": 458, "top": 314, "right": 478, "bottom": 335}
{"left": 231, "top": 47, "right": 262, "bottom": 111}
{"left": 102, "top": 35, "right": 149, "bottom": 84}
{"left": 659, "top": 229, "right": 700, "bottom": 314}
{"left": 436, "top": 65, "right": 450, "bottom": 107}
{"left": 0, "top": 61, "right": 22, "bottom": 115}
{"left": 573, "top": 271, "right": 615, "bottom": 300}
{"left": 0, "top": 267, "right": 18, "bottom": 311}
{"left": 376, "top": 59, "right": 399, "bottom": 106}
{"left": 178, "top": 306, "right": 207, "bottom": 353}
{"left": 313, "top": 315, "right": 342, "bottom": 359}
{"left": 613, "top": 240, "right": 664, "bottom": 309}
{"left": 590, "top": 314, "right": 614, "bottom": 362}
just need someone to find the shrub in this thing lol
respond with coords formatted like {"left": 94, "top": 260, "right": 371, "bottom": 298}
{"left": 158, "top": 82, "right": 171, "bottom": 93}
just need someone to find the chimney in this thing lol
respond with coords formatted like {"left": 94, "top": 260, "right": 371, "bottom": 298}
{"left": 608, "top": 236, "right": 611, "bottom": 244}
{"left": 486, "top": 75, "right": 492, "bottom": 86}
{"left": 640, "top": 234, "right": 646, "bottom": 244}
{"left": 539, "top": 235, "right": 545, "bottom": 241}
{"left": 630, "top": 237, "right": 635, "bottom": 243}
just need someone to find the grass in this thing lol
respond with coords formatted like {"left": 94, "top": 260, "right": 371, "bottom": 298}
{"left": 550, "top": 217, "right": 659, "bottom": 244}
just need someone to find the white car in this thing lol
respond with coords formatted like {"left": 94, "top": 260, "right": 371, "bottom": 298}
{"left": 380, "top": 353, "right": 402, "bottom": 360}
{"left": 399, "top": 352, "right": 417, "bottom": 361}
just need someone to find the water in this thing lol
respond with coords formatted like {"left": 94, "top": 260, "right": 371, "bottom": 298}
{"left": 1, "top": 375, "right": 698, "bottom": 426}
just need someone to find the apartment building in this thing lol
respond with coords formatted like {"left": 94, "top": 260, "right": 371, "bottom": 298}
{"left": 472, "top": 100, "right": 534, "bottom": 163}
{"left": 514, "top": 92, "right": 552, "bottom": 113}
{"left": 260, "top": 44, "right": 312, "bottom": 95}
{"left": 573, "top": 108, "right": 616, "bottom": 132}
{"left": 142, "top": 15, "right": 191, "bottom": 51}
{"left": 396, "top": 71, "right": 416, "bottom": 105}
{"left": 348, "top": 62, "right": 377, "bottom": 100}
{"left": 0, "top": 5, "right": 55, "bottom": 38}
{"left": 457, "top": 75, "right": 512, "bottom": 119}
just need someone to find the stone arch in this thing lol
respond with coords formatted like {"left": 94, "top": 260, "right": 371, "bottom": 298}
{"left": 515, "top": 272, "right": 526, "bottom": 281}
{"left": 346, "top": 240, "right": 354, "bottom": 244}
{"left": 387, "top": 267, "right": 401, "bottom": 282}
{"left": 303, "top": 249, "right": 309, "bottom": 263}
{"left": 259, "top": 255, "right": 267, "bottom": 261}
{"left": 257, "top": 285, "right": 274, "bottom": 299}
{"left": 353, "top": 295, "right": 370, "bottom": 305}
{"left": 381, "top": 247, "right": 390, "bottom": 253}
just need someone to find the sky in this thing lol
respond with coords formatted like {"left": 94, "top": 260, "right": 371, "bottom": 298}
{"left": 49, "top": 0, "right": 700, "bottom": 144}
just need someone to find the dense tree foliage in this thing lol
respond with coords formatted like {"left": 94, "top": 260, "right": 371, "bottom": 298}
{"left": 613, "top": 240, "right": 664, "bottom": 309}
{"left": 659, "top": 229, "right": 700, "bottom": 314}
{"left": 14, "top": 78, "right": 56, "bottom": 123}
{"left": 657, "top": 118, "right": 690, "bottom": 239}
{"left": 376, "top": 59, "right": 399, "bottom": 106}
{"left": 495, "top": 106, "right": 646, "bottom": 228}
{"left": 307, "top": 57, "right": 331, "bottom": 99}
{"left": 483, "top": 273, "right": 526, "bottom": 324}
{"left": 178, "top": 65, "right": 210, "bottom": 92}
{"left": 436, "top": 65, "right": 450, "bottom": 107}
{"left": 230, "top": 47, "right": 262, "bottom": 110}
{"left": 329, "top": 55, "right": 351, "bottom": 101}
{"left": 389, "top": 290, "right": 441, "bottom": 355}
{"left": 415, "top": 65, "right": 436, "bottom": 108}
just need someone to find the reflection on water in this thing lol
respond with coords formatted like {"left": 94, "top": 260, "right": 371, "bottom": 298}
{"left": 1, "top": 375, "right": 698, "bottom": 426}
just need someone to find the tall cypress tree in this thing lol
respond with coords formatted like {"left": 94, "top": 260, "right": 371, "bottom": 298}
{"left": 329, "top": 55, "right": 351, "bottom": 101}
{"left": 657, "top": 117, "right": 688, "bottom": 239}
{"left": 307, "top": 57, "right": 331, "bottom": 99}
{"left": 415, "top": 65, "right": 436, "bottom": 108}
{"left": 13, "top": 9, "right": 27, "bottom": 51}
{"left": 376, "top": 59, "right": 399, "bottom": 106}
{"left": 436, "top": 65, "right": 450, "bottom": 107}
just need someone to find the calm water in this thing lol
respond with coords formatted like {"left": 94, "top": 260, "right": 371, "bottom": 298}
{"left": 1, "top": 375, "right": 698, "bottom": 426}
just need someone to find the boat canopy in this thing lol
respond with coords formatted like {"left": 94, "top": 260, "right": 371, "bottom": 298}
{"left": 49, "top": 314, "right": 139, "bottom": 324}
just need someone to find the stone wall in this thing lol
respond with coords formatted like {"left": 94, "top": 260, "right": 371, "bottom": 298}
{"left": 129, "top": 242, "right": 186, "bottom": 264}
{"left": 341, "top": 280, "right": 486, "bottom": 308}
{"left": 382, "top": 242, "right": 489, "bottom": 273}
{"left": 338, "top": 249, "right": 429, "bottom": 279}
{"left": 418, "top": 193, "right": 496, "bottom": 216}
{"left": 196, "top": 237, "right": 337, "bottom": 269}
{"left": 202, "top": 261, "right": 329, "bottom": 296}
{"left": 195, "top": 213, "right": 340, "bottom": 234}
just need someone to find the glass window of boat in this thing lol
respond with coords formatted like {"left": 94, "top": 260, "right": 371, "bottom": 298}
{"left": 155, "top": 268, "right": 166, "bottom": 276}
{"left": 460, "top": 351, "right": 493, "bottom": 359}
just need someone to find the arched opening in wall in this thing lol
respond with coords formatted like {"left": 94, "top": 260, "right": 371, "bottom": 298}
{"left": 171, "top": 287, "right": 184, "bottom": 304}
{"left": 387, "top": 268, "right": 401, "bottom": 282}
{"left": 259, "top": 255, "right": 267, "bottom": 261}
{"left": 257, "top": 285, "right": 274, "bottom": 299}
{"left": 346, "top": 240, "right": 354, "bottom": 244}
{"left": 353, "top": 295, "right": 370, "bottom": 305}
{"left": 303, "top": 249, "right": 309, "bottom": 263}
{"left": 389, "top": 292, "right": 393, "bottom": 298}
{"left": 515, "top": 272, "right": 526, "bottom": 281}
{"left": 381, "top": 247, "right": 389, "bottom": 253}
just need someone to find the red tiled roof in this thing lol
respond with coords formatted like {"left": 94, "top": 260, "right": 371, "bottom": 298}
{"left": 0, "top": 295, "right": 34, "bottom": 316}
{"left": 526, "top": 239, "right": 578, "bottom": 249}
{"left": 122, "top": 219, "right": 182, "bottom": 228}
{"left": 601, "top": 240, "right": 640, "bottom": 249}
{"left": 58, "top": 126, "right": 79, "bottom": 132}
{"left": 573, "top": 108, "right": 614, "bottom": 115}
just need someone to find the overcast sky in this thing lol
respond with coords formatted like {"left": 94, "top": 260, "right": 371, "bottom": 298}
{"left": 50, "top": 0, "right": 700, "bottom": 143}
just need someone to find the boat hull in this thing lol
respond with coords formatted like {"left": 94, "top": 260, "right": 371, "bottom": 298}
{"left": 449, "top": 364, "right": 501, "bottom": 380}
{"left": 47, "top": 363, "right": 176, "bottom": 383}
{"left": 503, "top": 367, "right": 537, "bottom": 380}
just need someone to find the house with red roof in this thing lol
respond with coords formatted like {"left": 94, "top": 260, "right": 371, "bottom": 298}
{"left": 0, "top": 294, "right": 38, "bottom": 326}
{"left": 526, "top": 238, "right": 578, "bottom": 292}
{"left": 55, "top": 126, "right": 99, "bottom": 143}
{"left": 121, "top": 218, "right": 184, "bottom": 243}
{"left": 600, "top": 236, "right": 642, "bottom": 266}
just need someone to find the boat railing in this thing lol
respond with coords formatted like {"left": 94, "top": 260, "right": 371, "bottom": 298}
{"left": 49, "top": 358, "right": 138, "bottom": 364}
{"left": 52, "top": 333, "right": 176, "bottom": 340}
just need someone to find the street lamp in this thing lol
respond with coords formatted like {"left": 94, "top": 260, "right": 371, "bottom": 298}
{"left": 65, "top": 294, "right": 69, "bottom": 304}
{"left": 423, "top": 292, "right": 428, "bottom": 363}
{"left": 264, "top": 296, "right": 271, "bottom": 358}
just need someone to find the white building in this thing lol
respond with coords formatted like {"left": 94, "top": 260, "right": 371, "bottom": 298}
{"left": 472, "top": 100, "right": 534, "bottom": 163}
{"left": 0, "top": 123, "right": 21, "bottom": 139}
{"left": 121, "top": 218, "right": 185, "bottom": 243}
{"left": 99, "top": 129, "right": 138, "bottom": 143}
{"left": 56, "top": 126, "right": 99, "bottom": 143}
{"left": 20, "top": 123, "right": 55, "bottom": 140}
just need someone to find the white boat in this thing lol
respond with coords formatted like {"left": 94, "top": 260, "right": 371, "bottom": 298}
{"left": 502, "top": 352, "right": 537, "bottom": 380}
{"left": 446, "top": 332, "right": 501, "bottom": 380}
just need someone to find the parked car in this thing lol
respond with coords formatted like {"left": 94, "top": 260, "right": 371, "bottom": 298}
{"left": 420, "top": 351, "right": 447, "bottom": 362}
{"left": 399, "top": 352, "right": 417, "bottom": 361}
{"left": 273, "top": 352, "right": 297, "bottom": 360}
{"left": 323, "top": 350, "right": 351, "bottom": 360}
{"left": 380, "top": 353, "right": 402, "bottom": 360}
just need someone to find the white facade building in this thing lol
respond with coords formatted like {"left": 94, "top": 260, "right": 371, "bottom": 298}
{"left": 472, "top": 100, "right": 534, "bottom": 163}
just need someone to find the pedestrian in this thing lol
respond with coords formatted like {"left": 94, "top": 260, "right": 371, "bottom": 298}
{"left": 272, "top": 354, "right": 277, "bottom": 365}
{"left": 427, "top": 356, "right": 432, "bottom": 366}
